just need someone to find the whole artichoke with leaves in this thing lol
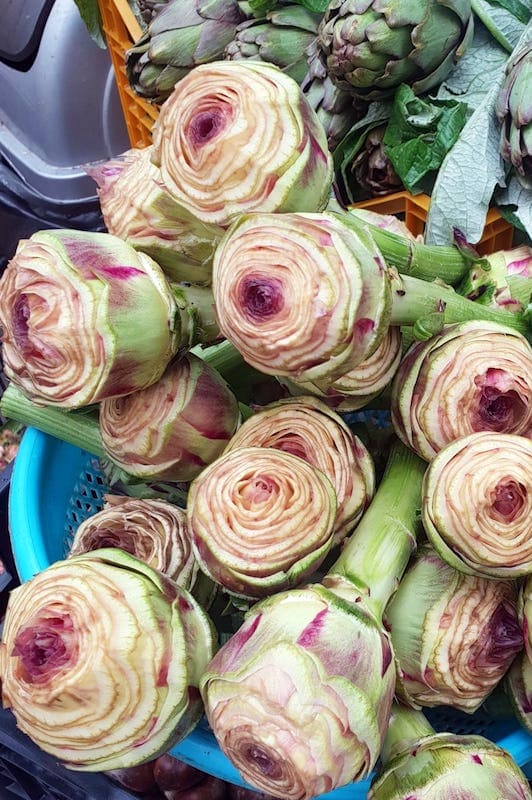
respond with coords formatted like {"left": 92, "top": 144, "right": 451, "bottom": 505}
{"left": 126, "top": 0, "right": 249, "bottom": 103}
{"left": 317, "top": 0, "right": 474, "bottom": 100}
{"left": 496, "top": 41, "right": 532, "bottom": 188}
{"left": 225, "top": 4, "right": 322, "bottom": 84}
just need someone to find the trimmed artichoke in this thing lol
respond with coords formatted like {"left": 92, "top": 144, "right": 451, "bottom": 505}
{"left": 68, "top": 495, "right": 198, "bottom": 588}
{"left": 126, "top": 0, "right": 249, "bottom": 103}
{"left": 385, "top": 543, "right": 522, "bottom": 713}
{"left": 224, "top": 4, "right": 322, "bottom": 84}
{"left": 496, "top": 41, "right": 532, "bottom": 188}
{"left": 0, "top": 549, "right": 216, "bottom": 770}
{"left": 223, "top": 395, "right": 375, "bottom": 543}
{"left": 187, "top": 446, "right": 338, "bottom": 598}
{"left": 211, "top": 211, "right": 391, "bottom": 383}
{"left": 369, "top": 702, "right": 532, "bottom": 800}
{"left": 0, "top": 230, "right": 179, "bottom": 408}
{"left": 391, "top": 320, "right": 532, "bottom": 460}
{"left": 422, "top": 431, "right": 532, "bottom": 579}
{"left": 87, "top": 146, "right": 224, "bottom": 285}
{"left": 99, "top": 352, "right": 241, "bottom": 483}
{"left": 317, "top": 0, "right": 474, "bottom": 100}
{"left": 150, "top": 60, "right": 334, "bottom": 227}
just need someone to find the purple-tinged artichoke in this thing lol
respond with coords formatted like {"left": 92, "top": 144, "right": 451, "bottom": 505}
{"left": 224, "top": 5, "right": 322, "bottom": 85}
{"left": 391, "top": 320, "right": 532, "bottom": 460}
{"left": 347, "top": 124, "right": 403, "bottom": 198}
{"left": 317, "top": 0, "right": 474, "bottom": 100}
{"left": 223, "top": 395, "right": 375, "bottom": 543}
{"left": 87, "top": 146, "right": 224, "bottom": 285}
{"left": 422, "top": 431, "right": 532, "bottom": 579}
{"left": 496, "top": 42, "right": 532, "bottom": 188}
{"left": 151, "top": 61, "right": 334, "bottom": 227}
{"left": 99, "top": 352, "right": 241, "bottom": 483}
{"left": 279, "top": 325, "right": 403, "bottom": 412}
{"left": 506, "top": 574, "right": 532, "bottom": 734}
{"left": 200, "top": 440, "right": 425, "bottom": 798}
{"left": 126, "top": 0, "right": 249, "bottom": 103}
{"left": 68, "top": 495, "right": 198, "bottom": 588}
{"left": 0, "top": 230, "right": 181, "bottom": 409}
{"left": 385, "top": 543, "right": 522, "bottom": 713}
{"left": 212, "top": 211, "right": 392, "bottom": 383}
{"left": 368, "top": 702, "right": 532, "bottom": 800}
{"left": 457, "top": 244, "right": 532, "bottom": 313}
{"left": 0, "top": 548, "right": 216, "bottom": 771}
{"left": 187, "top": 446, "right": 338, "bottom": 599}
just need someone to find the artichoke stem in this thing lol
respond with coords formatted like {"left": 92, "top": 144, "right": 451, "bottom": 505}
{"left": 470, "top": 0, "right": 515, "bottom": 53}
{"left": 0, "top": 384, "right": 105, "bottom": 458}
{"left": 391, "top": 273, "right": 530, "bottom": 336}
{"left": 380, "top": 702, "right": 436, "bottom": 766}
{"left": 327, "top": 439, "right": 425, "bottom": 621}
{"left": 344, "top": 213, "right": 473, "bottom": 285}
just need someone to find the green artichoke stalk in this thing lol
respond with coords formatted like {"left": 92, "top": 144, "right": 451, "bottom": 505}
{"left": 99, "top": 351, "right": 241, "bottom": 483}
{"left": 150, "top": 60, "right": 334, "bottom": 227}
{"left": 224, "top": 4, "right": 322, "bottom": 85}
{"left": 391, "top": 320, "right": 532, "bottom": 461}
{"left": 384, "top": 542, "right": 523, "bottom": 713}
{"left": 200, "top": 440, "right": 425, "bottom": 798}
{"left": 67, "top": 495, "right": 199, "bottom": 589}
{"left": 125, "top": 0, "right": 249, "bottom": 103}
{"left": 496, "top": 41, "right": 532, "bottom": 189}
{"left": 0, "top": 548, "right": 217, "bottom": 771}
{"left": 422, "top": 431, "right": 532, "bottom": 579}
{"left": 223, "top": 395, "right": 376, "bottom": 544}
{"left": 87, "top": 146, "right": 225, "bottom": 285}
{"left": 317, "top": 0, "right": 474, "bottom": 100}
{"left": 368, "top": 701, "right": 532, "bottom": 799}
{"left": 0, "top": 229, "right": 220, "bottom": 409}
{"left": 211, "top": 211, "right": 529, "bottom": 387}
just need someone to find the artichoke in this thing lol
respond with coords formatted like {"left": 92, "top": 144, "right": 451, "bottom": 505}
{"left": 496, "top": 41, "right": 532, "bottom": 188}
{"left": 87, "top": 146, "right": 224, "bottom": 285}
{"left": 99, "top": 352, "right": 241, "bottom": 483}
{"left": 126, "top": 0, "right": 249, "bottom": 103}
{"left": 68, "top": 495, "right": 198, "bottom": 588}
{"left": 384, "top": 543, "right": 522, "bottom": 713}
{"left": 187, "top": 445, "right": 338, "bottom": 599}
{"left": 368, "top": 702, "right": 532, "bottom": 800}
{"left": 317, "top": 0, "right": 474, "bottom": 100}
{"left": 224, "top": 4, "right": 322, "bottom": 84}
{"left": 223, "top": 395, "right": 375, "bottom": 543}
{"left": 151, "top": 60, "right": 334, "bottom": 227}
{"left": 0, "top": 549, "right": 216, "bottom": 770}
{"left": 422, "top": 431, "right": 532, "bottom": 579}
{"left": 344, "top": 124, "right": 403, "bottom": 198}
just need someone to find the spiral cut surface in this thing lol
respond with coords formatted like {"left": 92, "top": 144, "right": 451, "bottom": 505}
{"left": 391, "top": 320, "right": 532, "bottom": 460}
{"left": 187, "top": 446, "right": 337, "bottom": 598}
{"left": 151, "top": 60, "right": 334, "bottom": 226}
{"left": 0, "top": 549, "right": 216, "bottom": 770}
{"left": 422, "top": 432, "right": 532, "bottom": 578}
{"left": 0, "top": 230, "right": 177, "bottom": 408}
{"left": 224, "top": 396, "right": 375, "bottom": 543}
{"left": 212, "top": 211, "right": 391, "bottom": 383}
{"left": 68, "top": 495, "right": 197, "bottom": 588}
{"left": 99, "top": 352, "right": 240, "bottom": 482}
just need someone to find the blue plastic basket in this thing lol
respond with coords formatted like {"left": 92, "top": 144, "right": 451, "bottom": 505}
{"left": 8, "top": 426, "right": 532, "bottom": 799}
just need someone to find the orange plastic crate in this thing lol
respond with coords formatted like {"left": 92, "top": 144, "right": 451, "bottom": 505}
{"left": 98, "top": 0, "right": 158, "bottom": 148}
{"left": 353, "top": 191, "right": 514, "bottom": 255}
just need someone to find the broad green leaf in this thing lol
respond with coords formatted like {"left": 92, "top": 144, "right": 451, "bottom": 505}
{"left": 72, "top": 0, "right": 106, "bottom": 48}
{"left": 471, "top": 0, "right": 528, "bottom": 50}
{"left": 481, "top": 0, "right": 532, "bottom": 25}
{"left": 425, "top": 20, "right": 532, "bottom": 246}
{"left": 495, "top": 176, "right": 532, "bottom": 240}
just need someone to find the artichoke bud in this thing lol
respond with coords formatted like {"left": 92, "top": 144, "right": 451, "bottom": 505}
{"left": 384, "top": 543, "right": 523, "bottom": 712}
{"left": 318, "top": 0, "right": 474, "bottom": 100}
{"left": 348, "top": 124, "right": 403, "bottom": 199}
{"left": 126, "top": 0, "right": 249, "bottom": 103}
{"left": 496, "top": 42, "right": 532, "bottom": 188}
